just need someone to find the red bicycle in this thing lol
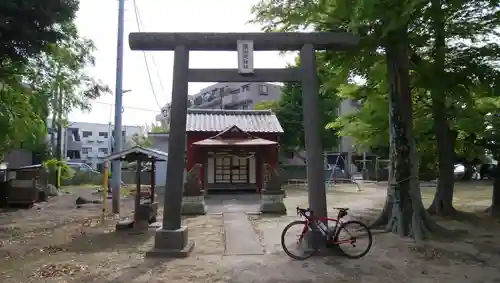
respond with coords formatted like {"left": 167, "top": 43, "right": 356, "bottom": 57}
{"left": 281, "top": 206, "right": 373, "bottom": 260}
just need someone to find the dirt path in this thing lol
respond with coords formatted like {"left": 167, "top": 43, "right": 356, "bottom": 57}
{"left": 0, "top": 187, "right": 134, "bottom": 272}
{"left": 0, "top": 184, "right": 499, "bottom": 282}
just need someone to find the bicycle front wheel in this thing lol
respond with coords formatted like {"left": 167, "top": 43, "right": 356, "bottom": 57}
{"left": 281, "top": 220, "right": 317, "bottom": 260}
{"left": 334, "top": 220, "right": 373, "bottom": 259}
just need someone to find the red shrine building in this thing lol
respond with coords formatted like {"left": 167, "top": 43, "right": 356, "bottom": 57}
{"left": 185, "top": 109, "right": 283, "bottom": 193}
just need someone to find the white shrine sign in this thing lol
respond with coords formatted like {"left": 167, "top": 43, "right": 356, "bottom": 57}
{"left": 237, "top": 40, "right": 254, "bottom": 74}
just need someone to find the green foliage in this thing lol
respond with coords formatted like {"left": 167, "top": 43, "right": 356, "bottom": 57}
{"left": 276, "top": 80, "right": 340, "bottom": 154}
{"left": 0, "top": 0, "right": 79, "bottom": 74}
{"left": 150, "top": 123, "right": 169, "bottom": 133}
{"left": 251, "top": 0, "right": 500, "bottom": 171}
{"left": 30, "top": 23, "right": 111, "bottom": 122}
{"left": 0, "top": 81, "right": 47, "bottom": 158}
{"left": 254, "top": 65, "right": 340, "bottom": 154}
{"left": 254, "top": 100, "right": 280, "bottom": 111}
{"left": 43, "top": 158, "right": 75, "bottom": 180}
{"left": 131, "top": 133, "right": 152, "bottom": 148}
{"left": 0, "top": 1, "right": 109, "bottom": 160}
{"left": 63, "top": 171, "right": 103, "bottom": 186}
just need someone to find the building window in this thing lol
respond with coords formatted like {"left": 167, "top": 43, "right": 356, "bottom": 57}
{"left": 66, "top": 150, "right": 80, "bottom": 159}
{"left": 98, "top": 148, "right": 108, "bottom": 154}
{"left": 259, "top": 84, "right": 269, "bottom": 95}
{"left": 82, "top": 131, "right": 92, "bottom": 138}
{"left": 241, "top": 84, "right": 251, "bottom": 92}
{"left": 214, "top": 156, "right": 249, "bottom": 184}
{"left": 202, "top": 92, "right": 210, "bottom": 102}
{"left": 194, "top": 96, "right": 203, "bottom": 105}
{"left": 111, "top": 130, "right": 126, "bottom": 136}
{"left": 82, "top": 147, "right": 92, "bottom": 154}
{"left": 98, "top": 132, "right": 108, "bottom": 138}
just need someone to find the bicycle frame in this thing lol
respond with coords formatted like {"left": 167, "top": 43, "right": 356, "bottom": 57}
{"left": 298, "top": 213, "right": 353, "bottom": 245}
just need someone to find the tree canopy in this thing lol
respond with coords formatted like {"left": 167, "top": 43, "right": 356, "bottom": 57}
{"left": 0, "top": 1, "right": 109, "bottom": 160}
{"left": 0, "top": 0, "right": 79, "bottom": 74}
{"left": 251, "top": 0, "right": 500, "bottom": 238}
{"left": 254, "top": 60, "right": 341, "bottom": 156}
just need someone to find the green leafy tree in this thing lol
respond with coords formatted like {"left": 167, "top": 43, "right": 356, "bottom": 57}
{"left": 26, "top": 23, "right": 111, "bottom": 160}
{"left": 467, "top": 97, "right": 500, "bottom": 216}
{"left": 251, "top": 0, "right": 449, "bottom": 240}
{"left": 0, "top": 0, "right": 79, "bottom": 77}
{"left": 0, "top": 1, "right": 79, "bottom": 160}
{"left": 0, "top": 81, "right": 47, "bottom": 158}
{"left": 150, "top": 122, "right": 169, "bottom": 133}
{"left": 255, "top": 63, "right": 340, "bottom": 157}
{"left": 43, "top": 158, "right": 75, "bottom": 181}
{"left": 130, "top": 133, "right": 153, "bottom": 148}
{"left": 254, "top": 100, "right": 279, "bottom": 111}
{"left": 253, "top": 0, "right": 500, "bottom": 220}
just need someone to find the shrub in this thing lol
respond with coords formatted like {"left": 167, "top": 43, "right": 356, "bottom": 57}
{"left": 43, "top": 159, "right": 75, "bottom": 180}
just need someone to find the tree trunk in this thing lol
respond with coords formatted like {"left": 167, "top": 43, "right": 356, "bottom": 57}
{"left": 370, "top": 25, "right": 447, "bottom": 241}
{"left": 50, "top": 97, "right": 58, "bottom": 157}
{"left": 427, "top": 0, "right": 456, "bottom": 216}
{"left": 55, "top": 87, "right": 63, "bottom": 189}
{"left": 488, "top": 158, "right": 500, "bottom": 217}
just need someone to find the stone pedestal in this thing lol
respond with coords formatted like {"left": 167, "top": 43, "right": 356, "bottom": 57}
{"left": 146, "top": 226, "right": 195, "bottom": 258}
{"left": 139, "top": 201, "right": 159, "bottom": 223}
{"left": 181, "top": 195, "right": 207, "bottom": 215}
{"left": 115, "top": 201, "right": 159, "bottom": 231}
{"left": 260, "top": 191, "right": 287, "bottom": 215}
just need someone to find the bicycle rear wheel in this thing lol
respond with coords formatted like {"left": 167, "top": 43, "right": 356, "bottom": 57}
{"left": 333, "top": 220, "right": 373, "bottom": 259}
{"left": 281, "top": 220, "right": 317, "bottom": 260}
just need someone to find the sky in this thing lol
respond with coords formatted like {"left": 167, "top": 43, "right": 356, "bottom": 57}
{"left": 71, "top": 0, "right": 296, "bottom": 127}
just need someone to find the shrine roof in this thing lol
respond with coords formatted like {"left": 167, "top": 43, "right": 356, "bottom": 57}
{"left": 104, "top": 146, "right": 168, "bottom": 162}
{"left": 186, "top": 109, "right": 284, "bottom": 133}
{"left": 193, "top": 138, "right": 277, "bottom": 147}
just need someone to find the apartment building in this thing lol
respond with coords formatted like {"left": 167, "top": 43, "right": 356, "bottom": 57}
{"left": 154, "top": 82, "right": 363, "bottom": 169}
{"left": 48, "top": 120, "right": 143, "bottom": 169}
{"left": 156, "top": 82, "right": 282, "bottom": 127}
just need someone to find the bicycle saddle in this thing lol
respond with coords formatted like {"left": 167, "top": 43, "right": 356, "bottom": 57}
{"left": 333, "top": 207, "right": 349, "bottom": 211}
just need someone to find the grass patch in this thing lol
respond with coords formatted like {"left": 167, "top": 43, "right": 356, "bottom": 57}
{"left": 60, "top": 184, "right": 98, "bottom": 193}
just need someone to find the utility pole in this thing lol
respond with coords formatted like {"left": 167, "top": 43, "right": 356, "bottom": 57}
{"left": 111, "top": 0, "right": 126, "bottom": 214}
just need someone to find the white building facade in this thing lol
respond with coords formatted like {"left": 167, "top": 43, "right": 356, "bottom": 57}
{"left": 48, "top": 120, "right": 143, "bottom": 170}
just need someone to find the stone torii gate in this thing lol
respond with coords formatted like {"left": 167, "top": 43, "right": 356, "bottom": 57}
{"left": 129, "top": 32, "right": 359, "bottom": 257}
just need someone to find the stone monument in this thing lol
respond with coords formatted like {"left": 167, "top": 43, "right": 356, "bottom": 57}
{"left": 181, "top": 164, "right": 207, "bottom": 215}
{"left": 260, "top": 163, "right": 287, "bottom": 214}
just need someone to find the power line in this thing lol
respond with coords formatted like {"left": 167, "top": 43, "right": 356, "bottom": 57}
{"left": 132, "top": 0, "right": 163, "bottom": 109}
{"left": 93, "top": 101, "right": 159, "bottom": 112}
{"left": 132, "top": 1, "right": 168, "bottom": 97}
